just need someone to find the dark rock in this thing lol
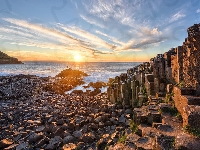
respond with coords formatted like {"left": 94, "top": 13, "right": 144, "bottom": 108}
{"left": 82, "top": 132, "right": 96, "bottom": 143}
{"left": 45, "top": 136, "right": 62, "bottom": 150}
{"left": 54, "top": 128, "right": 65, "bottom": 138}
{"left": 0, "top": 139, "right": 13, "bottom": 149}
{"left": 63, "top": 136, "right": 76, "bottom": 144}
{"left": 27, "top": 132, "right": 43, "bottom": 144}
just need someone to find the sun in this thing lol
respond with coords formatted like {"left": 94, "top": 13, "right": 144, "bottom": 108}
{"left": 74, "top": 54, "right": 82, "bottom": 62}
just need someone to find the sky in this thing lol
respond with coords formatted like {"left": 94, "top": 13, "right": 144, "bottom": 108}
{"left": 0, "top": 0, "right": 200, "bottom": 62}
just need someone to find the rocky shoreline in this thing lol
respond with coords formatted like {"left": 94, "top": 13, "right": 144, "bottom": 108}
{"left": 0, "top": 72, "right": 133, "bottom": 150}
{"left": 1, "top": 73, "right": 200, "bottom": 150}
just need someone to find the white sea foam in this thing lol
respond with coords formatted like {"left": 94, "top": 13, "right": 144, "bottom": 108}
{"left": 0, "top": 62, "right": 140, "bottom": 93}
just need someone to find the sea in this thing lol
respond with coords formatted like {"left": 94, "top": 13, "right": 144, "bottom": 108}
{"left": 0, "top": 62, "right": 141, "bottom": 93}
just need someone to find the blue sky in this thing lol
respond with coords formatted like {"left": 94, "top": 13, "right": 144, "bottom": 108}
{"left": 0, "top": 0, "right": 200, "bottom": 62}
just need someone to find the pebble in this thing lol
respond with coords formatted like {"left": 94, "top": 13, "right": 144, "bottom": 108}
{"left": 0, "top": 75, "right": 132, "bottom": 149}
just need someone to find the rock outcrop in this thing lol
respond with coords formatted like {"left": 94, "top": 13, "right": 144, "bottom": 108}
{"left": 0, "top": 51, "right": 22, "bottom": 64}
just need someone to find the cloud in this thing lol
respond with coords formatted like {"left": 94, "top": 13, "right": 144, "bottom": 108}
{"left": 169, "top": 11, "right": 185, "bottom": 23}
{"left": 78, "top": 0, "right": 171, "bottom": 53}
{"left": 3, "top": 18, "right": 80, "bottom": 44}
{"left": 137, "top": 27, "right": 162, "bottom": 37}
{"left": 80, "top": 14, "right": 105, "bottom": 28}
{"left": 197, "top": 9, "right": 200, "bottom": 13}
{"left": 114, "top": 34, "right": 167, "bottom": 52}
{"left": 1, "top": 18, "right": 115, "bottom": 59}
{"left": 80, "top": 0, "right": 137, "bottom": 29}
{"left": 1, "top": 17, "right": 169, "bottom": 58}
{"left": 95, "top": 30, "right": 125, "bottom": 45}
{"left": 0, "top": 27, "right": 33, "bottom": 38}
{"left": 57, "top": 24, "right": 114, "bottom": 49}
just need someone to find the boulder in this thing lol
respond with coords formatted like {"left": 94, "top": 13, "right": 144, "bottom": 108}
{"left": 0, "top": 139, "right": 13, "bottom": 149}
{"left": 16, "top": 142, "right": 29, "bottom": 150}
{"left": 63, "top": 136, "right": 76, "bottom": 144}
{"left": 27, "top": 132, "right": 43, "bottom": 144}
{"left": 73, "top": 130, "right": 83, "bottom": 139}
{"left": 82, "top": 132, "right": 96, "bottom": 143}
{"left": 155, "top": 134, "right": 175, "bottom": 150}
{"left": 118, "top": 114, "right": 126, "bottom": 123}
{"left": 54, "top": 128, "right": 65, "bottom": 138}
{"left": 45, "top": 136, "right": 62, "bottom": 150}
{"left": 62, "top": 143, "right": 77, "bottom": 150}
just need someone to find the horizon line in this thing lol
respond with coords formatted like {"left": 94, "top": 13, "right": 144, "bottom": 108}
{"left": 21, "top": 60, "right": 146, "bottom": 63}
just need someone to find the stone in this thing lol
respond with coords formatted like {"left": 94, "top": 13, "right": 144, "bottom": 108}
{"left": 135, "top": 136, "right": 154, "bottom": 150}
{"left": 183, "top": 105, "right": 200, "bottom": 128}
{"left": 45, "top": 136, "right": 62, "bottom": 150}
{"left": 63, "top": 136, "right": 76, "bottom": 144}
{"left": 44, "top": 124, "right": 57, "bottom": 133}
{"left": 126, "top": 133, "right": 140, "bottom": 144}
{"left": 73, "top": 130, "right": 83, "bottom": 139}
{"left": 118, "top": 114, "right": 126, "bottom": 123}
{"left": 4, "top": 144, "right": 19, "bottom": 150}
{"left": 94, "top": 116, "right": 102, "bottom": 123}
{"left": 56, "top": 119, "right": 65, "bottom": 125}
{"left": 157, "top": 124, "right": 174, "bottom": 132}
{"left": 0, "top": 139, "right": 13, "bottom": 149}
{"left": 82, "top": 132, "right": 96, "bottom": 143}
{"left": 68, "top": 121, "right": 75, "bottom": 130}
{"left": 109, "top": 143, "right": 125, "bottom": 150}
{"left": 125, "top": 109, "right": 132, "bottom": 115}
{"left": 62, "top": 143, "right": 77, "bottom": 150}
{"left": 34, "top": 138, "right": 48, "bottom": 148}
{"left": 61, "top": 123, "right": 69, "bottom": 131}
{"left": 152, "top": 122, "right": 163, "bottom": 128}
{"left": 133, "top": 107, "right": 148, "bottom": 125}
{"left": 54, "top": 128, "right": 65, "bottom": 138}
{"left": 155, "top": 134, "right": 175, "bottom": 150}
{"left": 16, "top": 142, "right": 29, "bottom": 150}
{"left": 96, "top": 138, "right": 108, "bottom": 150}
{"left": 137, "top": 125, "right": 157, "bottom": 137}
{"left": 159, "top": 103, "right": 172, "bottom": 112}
{"left": 27, "top": 132, "right": 43, "bottom": 144}
{"left": 35, "top": 126, "right": 45, "bottom": 132}
{"left": 99, "top": 122, "right": 104, "bottom": 128}
{"left": 147, "top": 110, "right": 162, "bottom": 125}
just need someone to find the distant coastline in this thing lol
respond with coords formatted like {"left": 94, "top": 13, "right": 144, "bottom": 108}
{"left": 0, "top": 51, "right": 23, "bottom": 64}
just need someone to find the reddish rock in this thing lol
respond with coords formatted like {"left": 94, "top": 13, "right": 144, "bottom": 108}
{"left": 0, "top": 139, "right": 13, "bottom": 149}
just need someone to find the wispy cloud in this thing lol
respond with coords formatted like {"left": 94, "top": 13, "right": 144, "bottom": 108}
{"left": 169, "top": 11, "right": 185, "bottom": 23}
{"left": 58, "top": 24, "right": 114, "bottom": 49}
{"left": 1, "top": 18, "right": 115, "bottom": 59}
{"left": 95, "top": 30, "right": 125, "bottom": 45}
{"left": 197, "top": 9, "right": 200, "bottom": 13}
{"left": 81, "top": 0, "right": 136, "bottom": 28}
{"left": 80, "top": 14, "right": 105, "bottom": 28}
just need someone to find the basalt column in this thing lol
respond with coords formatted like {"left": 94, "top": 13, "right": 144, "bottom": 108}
{"left": 131, "top": 80, "right": 139, "bottom": 107}
{"left": 127, "top": 78, "right": 132, "bottom": 106}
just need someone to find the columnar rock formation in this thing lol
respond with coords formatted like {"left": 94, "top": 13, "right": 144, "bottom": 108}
{"left": 107, "top": 62, "right": 151, "bottom": 108}
{"left": 0, "top": 51, "right": 22, "bottom": 64}
{"left": 107, "top": 23, "right": 200, "bottom": 129}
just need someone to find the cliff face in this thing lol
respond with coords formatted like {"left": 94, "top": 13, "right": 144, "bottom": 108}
{"left": 0, "top": 51, "right": 22, "bottom": 64}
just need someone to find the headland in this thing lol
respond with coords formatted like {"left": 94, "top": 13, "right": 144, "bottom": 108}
{"left": 0, "top": 51, "right": 22, "bottom": 64}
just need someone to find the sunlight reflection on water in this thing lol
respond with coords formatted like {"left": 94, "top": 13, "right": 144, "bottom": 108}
{"left": 0, "top": 61, "right": 140, "bottom": 93}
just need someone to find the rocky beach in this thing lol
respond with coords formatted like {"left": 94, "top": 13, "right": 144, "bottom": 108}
{"left": 0, "top": 73, "right": 134, "bottom": 150}
{"left": 1, "top": 23, "right": 200, "bottom": 150}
